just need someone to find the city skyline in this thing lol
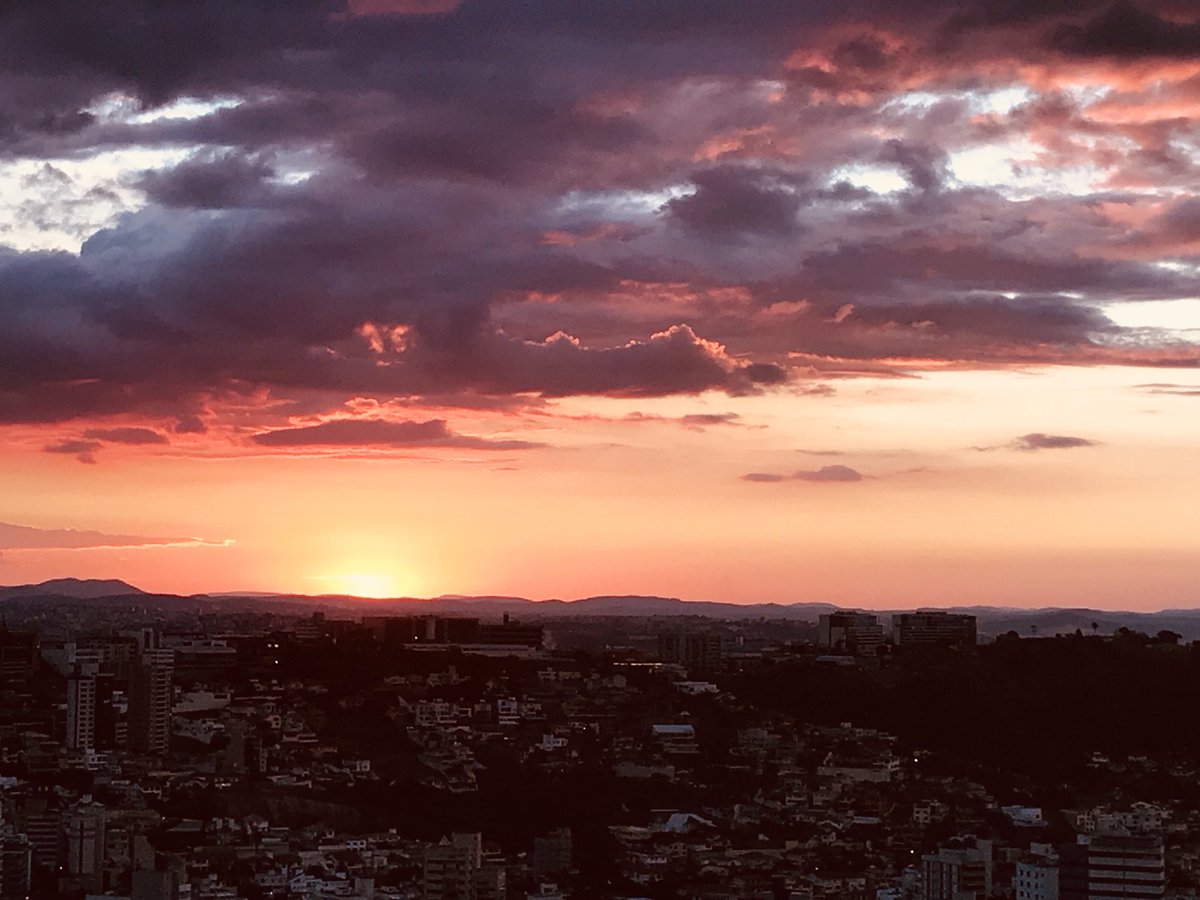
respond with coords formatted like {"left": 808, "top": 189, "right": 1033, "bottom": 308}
{"left": 3, "top": 1, "right": 1200, "bottom": 606}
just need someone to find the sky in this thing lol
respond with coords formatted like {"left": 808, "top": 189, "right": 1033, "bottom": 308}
{"left": 2, "top": 0, "right": 1200, "bottom": 607}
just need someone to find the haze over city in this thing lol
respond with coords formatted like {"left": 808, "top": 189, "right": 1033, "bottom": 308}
{"left": 3, "top": 0, "right": 1200, "bottom": 607}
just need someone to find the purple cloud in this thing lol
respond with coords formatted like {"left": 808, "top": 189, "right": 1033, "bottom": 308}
{"left": 742, "top": 464, "right": 865, "bottom": 483}
{"left": 0, "top": 0, "right": 1197, "bottom": 443}
{"left": 250, "top": 417, "right": 542, "bottom": 450}
{"left": 82, "top": 427, "right": 169, "bottom": 445}
{"left": 794, "top": 464, "right": 864, "bottom": 482}
{"left": 43, "top": 439, "right": 102, "bottom": 464}
{"left": 1013, "top": 433, "right": 1100, "bottom": 451}
{"left": 0, "top": 521, "right": 224, "bottom": 550}
{"left": 741, "top": 472, "right": 788, "bottom": 483}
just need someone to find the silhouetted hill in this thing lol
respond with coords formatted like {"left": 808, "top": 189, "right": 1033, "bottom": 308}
{"left": 0, "top": 577, "right": 145, "bottom": 600}
{"left": 5, "top": 578, "right": 1200, "bottom": 636}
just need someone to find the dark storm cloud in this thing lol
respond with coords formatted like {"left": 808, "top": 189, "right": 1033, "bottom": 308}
{"left": 877, "top": 141, "right": 950, "bottom": 196}
{"left": 665, "top": 166, "right": 807, "bottom": 238}
{"left": 1049, "top": 2, "right": 1200, "bottom": 58}
{"left": 0, "top": 0, "right": 1197, "bottom": 440}
{"left": 400, "top": 325, "right": 788, "bottom": 398}
{"left": 798, "top": 240, "right": 1177, "bottom": 300}
{"left": 137, "top": 152, "right": 277, "bottom": 209}
{"left": 174, "top": 415, "right": 208, "bottom": 434}
{"left": 0, "top": 0, "right": 336, "bottom": 106}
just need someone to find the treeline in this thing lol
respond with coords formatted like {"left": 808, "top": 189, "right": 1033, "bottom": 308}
{"left": 727, "top": 633, "right": 1200, "bottom": 777}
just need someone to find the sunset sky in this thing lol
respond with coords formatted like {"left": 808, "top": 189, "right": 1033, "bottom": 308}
{"left": 2, "top": 0, "right": 1199, "bottom": 607}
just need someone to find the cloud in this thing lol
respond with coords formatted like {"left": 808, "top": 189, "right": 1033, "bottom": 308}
{"left": 43, "top": 439, "right": 102, "bottom": 464}
{"left": 742, "top": 464, "right": 865, "bottom": 483}
{"left": 1136, "top": 383, "right": 1200, "bottom": 397}
{"left": 1012, "top": 432, "right": 1100, "bottom": 451}
{"left": 0, "top": 521, "right": 224, "bottom": 550}
{"left": 0, "top": 0, "right": 1197, "bottom": 444}
{"left": 799, "top": 384, "right": 837, "bottom": 397}
{"left": 678, "top": 413, "right": 744, "bottom": 429}
{"left": 174, "top": 414, "right": 208, "bottom": 434}
{"left": 250, "top": 417, "right": 543, "bottom": 450}
{"left": 82, "top": 427, "right": 169, "bottom": 445}
{"left": 41, "top": 427, "right": 169, "bottom": 464}
{"left": 877, "top": 139, "right": 949, "bottom": 196}
{"left": 794, "top": 464, "right": 865, "bottom": 482}
{"left": 664, "top": 166, "right": 807, "bottom": 238}
{"left": 1049, "top": 3, "right": 1200, "bottom": 59}
{"left": 622, "top": 411, "right": 747, "bottom": 429}
{"left": 137, "top": 151, "right": 277, "bottom": 209}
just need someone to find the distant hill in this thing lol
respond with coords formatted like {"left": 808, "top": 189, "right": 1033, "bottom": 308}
{"left": 307, "top": 594, "right": 842, "bottom": 620}
{"left": 4, "top": 578, "right": 1200, "bottom": 637}
{"left": 0, "top": 577, "right": 145, "bottom": 600}
{"left": 535, "top": 595, "right": 840, "bottom": 619}
{"left": 195, "top": 592, "right": 840, "bottom": 619}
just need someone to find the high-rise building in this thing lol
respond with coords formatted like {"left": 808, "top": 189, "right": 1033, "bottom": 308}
{"left": 65, "top": 659, "right": 100, "bottom": 751}
{"left": 129, "top": 650, "right": 174, "bottom": 756}
{"left": 0, "top": 626, "right": 37, "bottom": 686}
{"left": 437, "top": 617, "right": 483, "bottom": 644}
{"left": 423, "top": 834, "right": 479, "bottom": 900}
{"left": 893, "top": 612, "right": 978, "bottom": 649}
{"left": 657, "top": 631, "right": 724, "bottom": 671}
{"left": 1060, "top": 834, "right": 1165, "bottom": 899}
{"left": 478, "top": 615, "right": 542, "bottom": 648}
{"left": 132, "top": 867, "right": 188, "bottom": 900}
{"left": 422, "top": 833, "right": 505, "bottom": 900}
{"left": 922, "top": 845, "right": 992, "bottom": 899}
{"left": 532, "top": 828, "right": 572, "bottom": 878}
{"left": 0, "top": 833, "right": 31, "bottom": 900}
{"left": 818, "top": 612, "right": 884, "bottom": 657}
{"left": 17, "top": 801, "right": 60, "bottom": 872}
{"left": 1015, "top": 855, "right": 1059, "bottom": 900}
{"left": 474, "top": 862, "right": 506, "bottom": 900}
{"left": 62, "top": 798, "right": 106, "bottom": 894}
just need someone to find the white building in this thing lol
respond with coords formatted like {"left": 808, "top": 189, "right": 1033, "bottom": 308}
{"left": 1015, "top": 856, "right": 1058, "bottom": 900}
{"left": 66, "top": 659, "right": 100, "bottom": 751}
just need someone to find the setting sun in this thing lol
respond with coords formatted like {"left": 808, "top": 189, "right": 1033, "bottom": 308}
{"left": 317, "top": 571, "right": 410, "bottom": 599}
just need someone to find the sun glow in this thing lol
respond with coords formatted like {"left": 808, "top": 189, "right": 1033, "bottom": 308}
{"left": 317, "top": 570, "right": 411, "bottom": 599}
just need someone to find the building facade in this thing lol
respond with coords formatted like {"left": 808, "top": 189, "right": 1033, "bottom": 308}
{"left": 65, "top": 659, "right": 99, "bottom": 751}
{"left": 922, "top": 846, "right": 991, "bottom": 900}
{"left": 129, "top": 649, "right": 174, "bottom": 756}
{"left": 1015, "top": 856, "right": 1059, "bottom": 900}
{"left": 1060, "top": 834, "right": 1165, "bottom": 900}
{"left": 893, "top": 612, "right": 978, "bottom": 649}
{"left": 818, "top": 612, "right": 884, "bottom": 657}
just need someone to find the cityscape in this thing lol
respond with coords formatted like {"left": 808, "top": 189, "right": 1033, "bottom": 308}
{"left": 4, "top": 0, "right": 1200, "bottom": 898}
{"left": 0, "top": 581, "right": 1197, "bottom": 898}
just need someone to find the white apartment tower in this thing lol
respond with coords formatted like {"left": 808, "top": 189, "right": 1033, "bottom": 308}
{"left": 65, "top": 659, "right": 99, "bottom": 751}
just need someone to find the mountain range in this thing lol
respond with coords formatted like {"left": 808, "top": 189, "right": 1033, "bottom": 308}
{"left": 3, "top": 578, "right": 1200, "bottom": 637}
